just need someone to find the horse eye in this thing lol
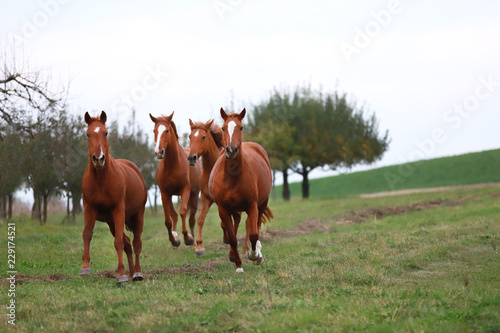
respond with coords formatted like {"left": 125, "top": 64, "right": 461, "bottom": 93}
{"left": 86, "top": 133, "right": 90, "bottom": 138}
{"left": 166, "top": 130, "right": 170, "bottom": 133}
{"left": 202, "top": 136, "right": 206, "bottom": 140}
{"left": 104, "top": 132, "right": 108, "bottom": 137}
{"left": 222, "top": 128, "right": 225, "bottom": 131}
{"left": 240, "top": 126, "right": 243, "bottom": 131}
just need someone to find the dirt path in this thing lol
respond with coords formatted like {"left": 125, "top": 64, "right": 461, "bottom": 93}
{"left": 358, "top": 182, "right": 500, "bottom": 198}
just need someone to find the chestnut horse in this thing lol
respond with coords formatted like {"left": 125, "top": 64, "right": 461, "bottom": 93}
{"left": 80, "top": 111, "right": 147, "bottom": 283}
{"left": 150, "top": 112, "right": 200, "bottom": 250}
{"left": 187, "top": 119, "right": 242, "bottom": 257}
{"left": 209, "top": 108, "right": 273, "bottom": 272}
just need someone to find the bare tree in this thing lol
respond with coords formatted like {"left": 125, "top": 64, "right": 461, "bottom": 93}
{"left": 0, "top": 50, "right": 67, "bottom": 140}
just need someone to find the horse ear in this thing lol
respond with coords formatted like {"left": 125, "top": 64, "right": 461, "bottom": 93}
{"left": 238, "top": 108, "right": 246, "bottom": 121}
{"left": 220, "top": 108, "right": 228, "bottom": 121}
{"left": 100, "top": 111, "right": 107, "bottom": 124}
{"left": 149, "top": 113, "right": 157, "bottom": 123}
{"left": 206, "top": 119, "right": 214, "bottom": 129}
{"left": 166, "top": 111, "right": 174, "bottom": 122}
{"left": 189, "top": 119, "right": 194, "bottom": 127}
{"left": 84, "top": 112, "right": 92, "bottom": 125}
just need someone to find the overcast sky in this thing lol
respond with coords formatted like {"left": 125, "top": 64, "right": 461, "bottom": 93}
{"left": 2, "top": 0, "right": 500, "bottom": 184}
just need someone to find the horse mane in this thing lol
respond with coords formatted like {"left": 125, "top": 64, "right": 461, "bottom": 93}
{"left": 191, "top": 120, "right": 224, "bottom": 149}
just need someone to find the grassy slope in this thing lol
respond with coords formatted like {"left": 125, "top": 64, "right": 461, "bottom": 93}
{"left": 1, "top": 185, "right": 500, "bottom": 332}
{"left": 277, "top": 148, "right": 500, "bottom": 199}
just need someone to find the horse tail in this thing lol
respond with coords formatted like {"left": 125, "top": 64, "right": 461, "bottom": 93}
{"left": 260, "top": 206, "right": 274, "bottom": 225}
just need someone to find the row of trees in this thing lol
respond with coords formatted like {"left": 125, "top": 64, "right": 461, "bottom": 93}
{"left": 247, "top": 85, "right": 390, "bottom": 200}
{"left": 0, "top": 109, "right": 159, "bottom": 223}
{"left": 1, "top": 51, "right": 162, "bottom": 223}
{"left": 1, "top": 50, "right": 390, "bottom": 220}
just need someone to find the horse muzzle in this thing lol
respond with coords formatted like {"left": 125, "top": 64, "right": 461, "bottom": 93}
{"left": 225, "top": 146, "right": 238, "bottom": 160}
{"left": 92, "top": 154, "right": 106, "bottom": 168}
{"left": 155, "top": 149, "right": 165, "bottom": 160}
{"left": 187, "top": 154, "right": 197, "bottom": 166}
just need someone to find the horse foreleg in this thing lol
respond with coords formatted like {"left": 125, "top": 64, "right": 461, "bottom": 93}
{"left": 179, "top": 187, "right": 194, "bottom": 246}
{"left": 161, "top": 193, "right": 180, "bottom": 247}
{"left": 195, "top": 195, "right": 212, "bottom": 257}
{"left": 80, "top": 205, "right": 96, "bottom": 275}
{"left": 131, "top": 211, "right": 144, "bottom": 281}
{"left": 219, "top": 207, "right": 242, "bottom": 272}
{"left": 112, "top": 207, "right": 128, "bottom": 283}
{"left": 246, "top": 203, "right": 263, "bottom": 264}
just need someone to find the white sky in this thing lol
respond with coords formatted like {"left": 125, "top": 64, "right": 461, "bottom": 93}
{"left": 2, "top": 0, "right": 500, "bottom": 188}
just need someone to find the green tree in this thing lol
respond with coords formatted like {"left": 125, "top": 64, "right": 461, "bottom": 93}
{"left": 0, "top": 130, "right": 25, "bottom": 220}
{"left": 249, "top": 85, "right": 390, "bottom": 199}
{"left": 26, "top": 117, "right": 61, "bottom": 224}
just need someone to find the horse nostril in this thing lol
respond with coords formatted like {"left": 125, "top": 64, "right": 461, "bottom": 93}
{"left": 234, "top": 147, "right": 238, "bottom": 154}
{"left": 226, "top": 147, "right": 231, "bottom": 154}
{"left": 99, "top": 155, "right": 105, "bottom": 164}
{"left": 92, "top": 155, "right": 98, "bottom": 162}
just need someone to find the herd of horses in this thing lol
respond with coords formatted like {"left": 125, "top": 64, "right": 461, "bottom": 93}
{"left": 80, "top": 108, "right": 273, "bottom": 282}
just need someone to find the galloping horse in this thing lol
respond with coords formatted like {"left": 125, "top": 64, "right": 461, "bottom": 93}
{"left": 150, "top": 112, "right": 200, "bottom": 250}
{"left": 81, "top": 111, "right": 147, "bottom": 283}
{"left": 209, "top": 108, "right": 273, "bottom": 272}
{"left": 187, "top": 119, "right": 242, "bottom": 257}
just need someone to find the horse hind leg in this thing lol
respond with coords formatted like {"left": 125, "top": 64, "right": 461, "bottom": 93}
{"left": 195, "top": 195, "right": 212, "bottom": 257}
{"left": 162, "top": 195, "right": 180, "bottom": 248}
{"left": 188, "top": 190, "right": 198, "bottom": 247}
{"left": 178, "top": 188, "right": 194, "bottom": 246}
{"left": 247, "top": 203, "right": 266, "bottom": 265}
{"left": 123, "top": 233, "right": 134, "bottom": 280}
{"left": 131, "top": 212, "right": 144, "bottom": 281}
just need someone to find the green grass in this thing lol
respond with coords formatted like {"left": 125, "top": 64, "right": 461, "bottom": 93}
{"left": 277, "top": 148, "right": 500, "bottom": 198}
{"left": 1, "top": 185, "right": 500, "bottom": 332}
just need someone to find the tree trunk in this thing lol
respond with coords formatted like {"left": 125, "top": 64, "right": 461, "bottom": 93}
{"left": 71, "top": 191, "right": 82, "bottom": 222}
{"left": 301, "top": 168, "right": 310, "bottom": 199}
{"left": 32, "top": 193, "right": 42, "bottom": 221}
{"left": 0, "top": 195, "right": 6, "bottom": 219}
{"left": 154, "top": 185, "right": 158, "bottom": 215}
{"left": 271, "top": 169, "right": 276, "bottom": 201}
{"left": 66, "top": 192, "right": 71, "bottom": 222}
{"left": 42, "top": 194, "right": 49, "bottom": 225}
{"left": 282, "top": 168, "right": 290, "bottom": 201}
{"left": 8, "top": 194, "right": 13, "bottom": 220}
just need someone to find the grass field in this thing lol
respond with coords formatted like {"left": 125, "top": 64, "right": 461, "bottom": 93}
{"left": 2, "top": 149, "right": 500, "bottom": 331}
{"left": 1, "top": 182, "right": 500, "bottom": 332}
{"left": 278, "top": 148, "right": 500, "bottom": 199}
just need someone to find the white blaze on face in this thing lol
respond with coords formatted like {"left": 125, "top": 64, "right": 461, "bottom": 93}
{"left": 227, "top": 121, "right": 237, "bottom": 144}
{"left": 155, "top": 125, "right": 167, "bottom": 153}
{"left": 94, "top": 126, "right": 101, "bottom": 133}
{"left": 194, "top": 130, "right": 199, "bottom": 137}
{"left": 99, "top": 147, "right": 104, "bottom": 159}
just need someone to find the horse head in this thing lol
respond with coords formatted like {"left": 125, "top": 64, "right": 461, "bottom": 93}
{"left": 220, "top": 107, "right": 246, "bottom": 160}
{"left": 84, "top": 111, "right": 109, "bottom": 169}
{"left": 187, "top": 119, "right": 215, "bottom": 166}
{"left": 149, "top": 112, "right": 178, "bottom": 159}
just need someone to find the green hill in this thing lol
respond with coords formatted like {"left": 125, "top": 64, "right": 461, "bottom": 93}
{"left": 275, "top": 148, "right": 500, "bottom": 199}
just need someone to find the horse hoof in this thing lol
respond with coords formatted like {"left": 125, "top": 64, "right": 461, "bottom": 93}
{"left": 133, "top": 272, "right": 144, "bottom": 281}
{"left": 80, "top": 268, "right": 92, "bottom": 275}
{"left": 196, "top": 249, "right": 206, "bottom": 258}
{"left": 184, "top": 236, "right": 194, "bottom": 246}
{"left": 116, "top": 275, "right": 129, "bottom": 283}
{"left": 171, "top": 238, "right": 181, "bottom": 248}
{"left": 253, "top": 256, "right": 264, "bottom": 265}
{"left": 235, "top": 268, "right": 244, "bottom": 273}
